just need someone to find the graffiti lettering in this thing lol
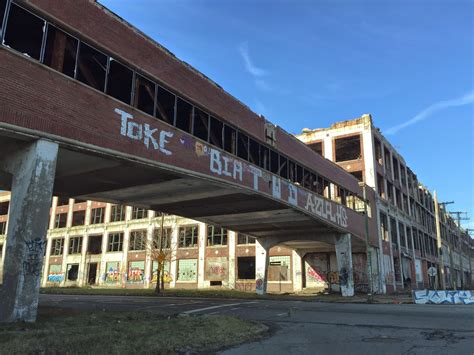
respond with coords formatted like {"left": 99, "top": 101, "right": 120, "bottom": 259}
{"left": 210, "top": 148, "right": 243, "bottom": 182}
{"left": 23, "top": 238, "right": 45, "bottom": 276}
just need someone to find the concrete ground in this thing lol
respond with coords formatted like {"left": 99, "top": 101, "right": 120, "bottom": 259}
{"left": 39, "top": 294, "right": 474, "bottom": 354}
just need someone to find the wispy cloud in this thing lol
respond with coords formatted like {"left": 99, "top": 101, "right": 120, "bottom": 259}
{"left": 238, "top": 42, "right": 268, "bottom": 77}
{"left": 385, "top": 91, "right": 474, "bottom": 135}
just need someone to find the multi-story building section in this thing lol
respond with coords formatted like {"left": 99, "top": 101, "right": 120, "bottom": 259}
{"left": 296, "top": 115, "right": 473, "bottom": 292}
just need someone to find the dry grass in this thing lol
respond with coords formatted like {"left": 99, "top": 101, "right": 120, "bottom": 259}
{"left": 0, "top": 307, "right": 266, "bottom": 353}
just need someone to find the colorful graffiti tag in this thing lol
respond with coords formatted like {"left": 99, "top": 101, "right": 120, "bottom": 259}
{"left": 127, "top": 261, "right": 145, "bottom": 283}
{"left": 105, "top": 261, "right": 121, "bottom": 283}
{"left": 413, "top": 290, "right": 474, "bottom": 305}
{"left": 47, "top": 264, "right": 63, "bottom": 283}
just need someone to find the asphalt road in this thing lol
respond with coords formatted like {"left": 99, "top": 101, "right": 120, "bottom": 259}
{"left": 39, "top": 294, "right": 474, "bottom": 354}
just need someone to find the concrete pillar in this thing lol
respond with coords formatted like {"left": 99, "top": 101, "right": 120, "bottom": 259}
{"left": 0, "top": 140, "right": 58, "bottom": 322}
{"left": 144, "top": 218, "right": 153, "bottom": 288}
{"left": 228, "top": 231, "right": 236, "bottom": 289}
{"left": 197, "top": 223, "right": 206, "bottom": 289}
{"left": 41, "top": 234, "right": 52, "bottom": 288}
{"left": 292, "top": 250, "right": 303, "bottom": 292}
{"left": 255, "top": 239, "right": 270, "bottom": 294}
{"left": 375, "top": 206, "right": 387, "bottom": 294}
{"left": 335, "top": 233, "right": 354, "bottom": 297}
{"left": 387, "top": 214, "right": 397, "bottom": 291}
{"left": 169, "top": 221, "right": 178, "bottom": 288}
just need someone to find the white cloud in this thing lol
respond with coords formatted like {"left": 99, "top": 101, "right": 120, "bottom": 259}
{"left": 238, "top": 42, "right": 268, "bottom": 77}
{"left": 385, "top": 90, "right": 474, "bottom": 135}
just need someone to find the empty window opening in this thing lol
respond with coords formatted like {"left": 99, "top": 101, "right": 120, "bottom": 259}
{"left": 155, "top": 86, "right": 175, "bottom": 125}
{"left": 237, "top": 233, "right": 255, "bottom": 245}
{"left": 279, "top": 156, "right": 288, "bottom": 179}
{"left": 67, "top": 264, "right": 79, "bottom": 281}
{"left": 259, "top": 145, "right": 270, "bottom": 170}
{"left": 0, "top": 243, "right": 3, "bottom": 258}
{"left": 56, "top": 197, "right": 70, "bottom": 206}
{"left": 153, "top": 227, "right": 172, "bottom": 249}
{"left": 288, "top": 160, "right": 296, "bottom": 182}
{"left": 0, "top": 0, "right": 7, "bottom": 33}
{"left": 335, "top": 135, "right": 361, "bottom": 162}
{"left": 237, "top": 256, "right": 255, "bottom": 280}
{"left": 384, "top": 150, "right": 392, "bottom": 171}
{"left": 193, "top": 107, "right": 209, "bottom": 141}
{"left": 106, "top": 59, "right": 133, "bottom": 104}
{"left": 209, "top": 116, "right": 223, "bottom": 148}
{"left": 54, "top": 213, "right": 67, "bottom": 228}
{"left": 296, "top": 165, "right": 304, "bottom": 185}
{"left": 131, "top": 207, "right": 146, "bottom": 220}
{"left": 393, "top": 157, "right": 399, "bottom": 180}
{"left": 87, "top": 263, "right": 98, "bottom": 285}
{"left": 270, "top": 150, "right": 279, "bottom": 174}
{"left": 129, "top": 230, "right": 147, "bottom": 251}
{"left": 133, "top": 74, "right": 155, "bottom": 116}
{"left": 223, "top": 125, "right": 236, "bottom": 155}
{"left": 374, "top": 138, "right": 383, "bottom": 165}
{"left": 68, "top": 236, "right": 82, "bottom": 254}
{"left": 308, "top": 141, "right": 323, "bottom": 156}
{"left": 377, "top": 174, "right": 385, "bottom": 198}
{"left": 43, "top": 25, "right": 78, "bottom": 78}
{"left": 237, "top": 132, "right": 249, "bottom": 160}
{"left": 210, "top": 280, "right": 222, "bottom": 286}
{"left": 107, "top": 232, "right": 124, "bottom": 252}
{"left": 76, "top": 42, "right": 107, "bottom": 91}
{"left": 4, "top": 4, "right": 45, "bottom": 60}
{"left": 178, "top": 225, "right": 199, "bottom": 248}
{"left": 71, "top": 210, "right": 85, "bottom": 226}
{"left": 399, "top": 222, "right": 406, "bottom": 248}
{"left": 400, "top": 165, "right": 407, "bottom": 186}
{"left": 0, "top": 221, "right": 6, "bottom": 235}
{"left": 176, "top": 98, "right": 193, "bottom": 133}
{"left": 111, "top": 205, "right": 126, "bottom": 222}
{"left": 91, "top": 207, "right": 105, "bottom": 224}
{"left": 207, "top": 225, "right": 227, "bottom": 246}
{"left": 50, "top": 238, "right": 64, "bottom": 256}
{"left": 350, "top": 171, "right": 363, "bottom": 182}
{"left": 248, "top": 138, "right": 259, "bottom": 165}
{"left": 0, "top": 201, "right": 8, "bottom": 215}
{"left": 87, "top": 235, "right": 102, "bottom": 254}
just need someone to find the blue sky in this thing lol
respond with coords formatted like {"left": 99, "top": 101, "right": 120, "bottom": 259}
{"left": 100, "top": 0, "right": 473, "bottom": 229}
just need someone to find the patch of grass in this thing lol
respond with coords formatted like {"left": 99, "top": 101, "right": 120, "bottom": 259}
{"left": 0, "top": 307, "right": 267, "bottom": 353}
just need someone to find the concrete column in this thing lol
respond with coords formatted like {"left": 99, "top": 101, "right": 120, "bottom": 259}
{"left": 98, "top": 227, "right": 109, "bottom": 286}
{"left": 169, "top": 221, "right": 178, "bottom": 288}
{"left": 292, "top": 250, "right": 303, "bottom": 292}
{"left": 395, "top": 220, "right": 404, "bottom": 289}
{"left": 49, "top": 197, "right": 58, "bottom": 230}
{"left": 144, "top": 219, "right": 153, "bottom": 288}
{"left": 335, "top": 233, "right": 354, "bottom": 297}
{"left": 197, "top": 223, "right": 206, "bottom": 289}
{"left": 255, "top": 239, "right": 270, "bottom": 294}
{"left": 0, "top": 140, "right": 58, "bottom": 322}
{"left": 121, "top": 226, "right": 130, "bottom": 288}
{"left": 228, "top": 231, "right": 236, "bottom": 289}
{"left": 375, "top": 206, "right": 387, "bottom": 294}
{"left": 386, "top": 214, "right": 397, "bottom": 291}
{"left": 60, "top": 233, "right": 70, "bottom": 287}
{"left": 41, "top": 234, "right": 52, "bottom": 288}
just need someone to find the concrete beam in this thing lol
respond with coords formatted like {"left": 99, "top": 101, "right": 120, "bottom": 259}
{"left": 0, "top": 139, "right": 58, "bottom": 322}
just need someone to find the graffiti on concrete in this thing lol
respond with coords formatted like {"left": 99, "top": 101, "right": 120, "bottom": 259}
{"left": 23, "top": 238, "right": 45, "bottom": 276}
{"left": 307, "top": 267, "right": 326, "bottom": 283}
{"left": 413, "top": 290, "right": 474, "bottom": 305}
{"left": 339, "top": 267, "right": 349, "bottom": 286}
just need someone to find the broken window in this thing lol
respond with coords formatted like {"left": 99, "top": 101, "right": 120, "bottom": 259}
{"left": 296, "top": 165, "right": 303, "bottom": 185}
{"left": 279, "top": 156, "right": 288, "bottom": 179}
{"left": 0, "top": 201, "right": 8, "bottom": 215}
{"left": 399, "top": 222, "right": 406, "bottom": 247}
{"left": 76, "top": 42, "right": 107, "bottom": 91}
{"left": 384, "top": 150, "right": 392, "bottom": 172}
{"left": 129, "top": 230, "right": 147, "bottom": 251}
{"left": 377, "top": 174, "right": 385, "bottom": 198}
{"left": 334, "top": 135, "right": 361, "bottom": 162}
{"left": 0, "top": 0, "right": 7, "bottom": 34}
{"left": 178, "top": 225, "right": 199, "bottom": 248}
{"left": 308, "top": 141, "right": 323, "bottom": 156}
{"left": 0, "top": 243, "right": 3, "bottom": 258}
{"left": 106, "top": 59, "right": 133, "bottom": 104}
{"left": 387, "top": 182, "right": 394, "bottom": 204}
{"left": 68, "top": 236, "right": 82, "bottom": 254}
{"left": 207, "top": 225, "right": 227, "bottom": 246}
{"left": 110, "top": 205, "right": 126, "bottom": 222}
{"left": 91, "top": 207, "right": 105, "bottom": 224}
{"left": 209, "top": 116, "right": 223, "bottom": 148}
{"left": 176, "top": 98, "right": 193, "bottom": 133}
{"left": 259, "top": 145, "right": 270, "bottom": 171}
{"left": 54, "top": 213, "right": 67, "bottom": 228}
{"left": 270, "top": 150, "right": 279, "bottom": 174}
{"left": 237, "top": 131, "right": 249, "bottom": 160}
{"left": 288, "top": 160, "right": 296, "bottom": 182}
{"left": 237, "top": 256, "right": 255, "bottom": 280}
{"left": 392, "top": 157, "right": 399, "bottom": 181}
{"left": 153, "top": 227, "right": 172, "bottom": 249}
{"left": 390, "top": 218, "right": 398, "bottom": 247}
{"left": 71, "top": 210, "right": 85, "bottom": 226}
{"left": 43, "top": 25, "right": 78, "bottom": 78}
{"left": 133, "top": 74, "right": 155, "bottom": 116}
{"left": 87, "top": 235, "right": 102, "bottom": 254}
{"left": 379, "top": 213, "right": 389, "bottom": 242}
{"left": 248, "top": 138, "right": 259, "bottom": 165}
{"left": 237, "top": 233, "right": 255, "bottom": 245}
{"left": 0, "top": 221, "right": 6, "bottom": 235}
{"left": 67, "top": 264, "right": 79, "bottom": 281}
{"left": 374, "top": 138, "right": 383, "bottom": 165}
{"left": 3, "top": 3, "right": 45, "bottom": 60}
{"left": 107, "top": 232, "right": 124, "bottom": 252}
{"left": 155, "top": 86, "right": 175, "bottom": 125}
{"left": 223, "top": 124, "right": 236, "bottom": 155}
{"left": 395, "top": 188, "right": 401, "bottom": 208}
{"left": 193, "top": 107, "right": 209, "bottom": 141}
{"left": 350, "top": 171, "right": 363, "bottom": 182}
{"left": 400, "top": 165, "right": 407, "bottom": 186}
{"left": 131, "top": 207, "right": 146, "bottom": 220}
{"left": 50, "top": 238, "right": 64, "bottom": 256}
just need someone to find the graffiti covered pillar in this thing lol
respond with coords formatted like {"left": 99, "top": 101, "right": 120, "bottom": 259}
{"left": 292, "top": 250, "right": 304, "bottom": 292}
{"left": 0, "top": 139, "right": 58, "bottom": 322}
{"left": 335, "top": 233, "right": 354, "bottom": 297}
{"left": 255, "top": 238, "right": 270, "bottom": 295}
